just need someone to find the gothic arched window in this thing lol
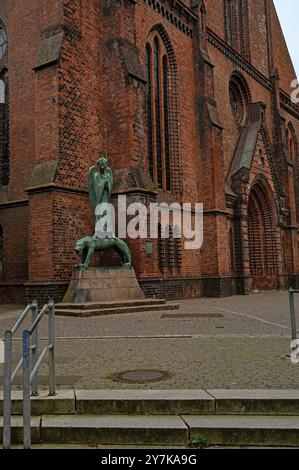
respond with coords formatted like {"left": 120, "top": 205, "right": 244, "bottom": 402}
{"left": 146, "top": 34, "right": 172, "bottom": 192}
{"left": 0, "top": 69, "right": 9, "bottom": 186}
{"left": 224, "top": 0, "right": 250, "bottom": 60}
{"left": 0, "top": 24, "right": 7, "bottom": 60}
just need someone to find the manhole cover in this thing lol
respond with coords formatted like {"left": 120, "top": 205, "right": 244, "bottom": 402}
{"left": 161, "top": 313, "right": 223, "bottom": 319}
{"left": 111, "top": 369, "right": 171, "bottom": 384}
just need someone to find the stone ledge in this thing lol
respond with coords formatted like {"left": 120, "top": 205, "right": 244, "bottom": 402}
{"left": 0, "top": 390, "right": 75, "bottom": 416}
{"left": 2, "top": 389, "right": 299, "bottom": 417}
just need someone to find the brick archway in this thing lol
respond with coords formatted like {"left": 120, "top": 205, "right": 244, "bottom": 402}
{"left": 247, "top": 181, "right": 279, "bottom": 290}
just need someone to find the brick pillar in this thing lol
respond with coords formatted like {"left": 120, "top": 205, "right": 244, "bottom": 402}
{"left": 26, "top": 1, "right": 63, "bottom": 302}
{"left": 192, "top": 5, "right": 230, "bottom": 295}
{"left": 100, "top": 1, "right": 160, "bottom": 282}
{"left": 100, "top": 0, "right": 147, "bottom": 170}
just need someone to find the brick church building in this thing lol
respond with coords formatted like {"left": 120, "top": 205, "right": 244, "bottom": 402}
{"left": 0, "top": 0, "right": 298, "bottom": 303}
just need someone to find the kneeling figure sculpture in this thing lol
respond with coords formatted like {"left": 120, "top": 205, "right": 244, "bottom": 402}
{"left": 75, "top": 156, "right": 132, "bottom": 270}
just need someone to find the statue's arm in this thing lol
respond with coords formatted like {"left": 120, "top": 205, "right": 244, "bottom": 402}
{"left": 107, "top": 168, "right": 113, "bottom": 193}
{"left": 88, "top": 166, "right": 97, "bottom": 214}
{"left": 88, "top": 165, "right": 95, "bottom": 181}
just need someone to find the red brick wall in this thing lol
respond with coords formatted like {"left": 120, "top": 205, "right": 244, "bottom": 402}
{"left": 0, "top": 0, "right": 298, "bottom": 302}
{"left": 0, "top": 204, "right": 28, "bottom": 281}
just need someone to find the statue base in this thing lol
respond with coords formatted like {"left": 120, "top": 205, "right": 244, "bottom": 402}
{"left": 62, "top": 266, "right": 145, "bottom": 304}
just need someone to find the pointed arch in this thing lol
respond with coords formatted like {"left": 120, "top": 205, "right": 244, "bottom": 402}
{"left": 247, "top": 176, "right": 279, "bottom": 289}
{"left": 145, "top": 24, "right": 181, "bottom": 195}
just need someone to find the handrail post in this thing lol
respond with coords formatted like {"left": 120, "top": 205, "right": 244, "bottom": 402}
{"left": 48, "top": 299, "right": 56, "bottom": 396}
{"left": 2, "top": 300, "right": 56, "bottom": 449}
{"left": 3, "top": 330, "right": 12, "bottom": 450}
{"left": 289, "top": 288, "right": 297, "bottom": 351}
{"left": 23, "top": 330, "right": 31, "bottom": 449}
{"left": 31, "top": 300, "right": 39, "bottom": 396}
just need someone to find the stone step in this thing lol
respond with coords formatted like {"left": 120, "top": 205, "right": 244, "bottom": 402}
{"left": 2, "top": 390, "right": 299, "bottom": 417}
{"left": 1, "top": 415, "right": 299, "bottom": 446}
{"left": 0, "top": 415, "right": 188, "bottom": 446}
{"left": 75, "top": 390, "right": 215, "bottom": 415}
{"left": 183, "top": 415, "right": 299, "bottom": 447}
{"left": 55, "top": 303, "right": 179, "bottom": 317}
{"left": 0, "top": 391, "right": 75, "bottom": 416}
{"left": 56, "top": 299, "right": 167, "bottom": 310}
{"left": 207, "top": 389, "right": 299, "bottom": 415}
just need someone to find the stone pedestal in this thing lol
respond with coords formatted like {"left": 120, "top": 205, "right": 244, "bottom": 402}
{"left": 62, "top": 267, "right": 145, "bottom": 304}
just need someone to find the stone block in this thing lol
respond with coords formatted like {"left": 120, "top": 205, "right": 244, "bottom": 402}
{"left": 62, "top": 267, "right": 144, "bottom": 303}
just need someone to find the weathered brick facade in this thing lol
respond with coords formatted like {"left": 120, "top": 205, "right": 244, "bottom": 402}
{"left": 0, "top": 0, "right": 298, "bottom": 304}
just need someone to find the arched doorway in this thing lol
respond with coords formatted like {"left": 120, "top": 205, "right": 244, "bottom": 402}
{"left": 247, "top": 182, "right": 278, "bottom": 290}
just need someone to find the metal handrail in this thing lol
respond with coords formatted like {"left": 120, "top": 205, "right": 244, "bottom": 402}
{"left": 3, "top": 299, "right": 56, "bottom": 449}
{"left": 288, "top": 288, "right": 299, "bottom": 362}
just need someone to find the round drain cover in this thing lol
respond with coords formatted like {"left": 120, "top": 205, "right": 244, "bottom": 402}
{"left": 111, "top": 369, "right": 171, "bottom": 384}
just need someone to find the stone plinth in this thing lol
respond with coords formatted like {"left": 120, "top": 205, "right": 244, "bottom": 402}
{"left": 62, "top": 267, "right": 145, "bottom": 304}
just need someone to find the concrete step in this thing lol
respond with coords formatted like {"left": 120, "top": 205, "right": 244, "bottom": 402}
{"left": 2, "top": 390, "right": 299, "bottom": 416}
{"left": 1, "top": 414, "right": 299, "bottom": 446}
{"left": 0, "top": 391, "right": 75, "bottom": 416}
{"left": 183, "top": 415, "right": 299, "bottom": 447}
{"left": 0, "top": 390, "right": 214, "bottom": 416}
{"left": 55, "top": 303, "right": 179, "bottom": 317}
{"left": 0, "top": 415, "right": 188, "bottom": 446}
{"left": 56, "top": 299, "right": 168, "bottom": 310}
{"left": 207, "top": 389, "right": 299, "bottom": 415}
{"left": 75, "top": 390, "right": 215, "bottom": 415}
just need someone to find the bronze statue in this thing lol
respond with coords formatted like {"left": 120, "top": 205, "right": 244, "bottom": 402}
{"left": 75, "top": 156, "right": 132, "bottom": 270}
{"left": 75, "top": 236, "right": 132, "bottom": 269}
{"left": 88, "top": 156, "right": 113, "bottom": 222}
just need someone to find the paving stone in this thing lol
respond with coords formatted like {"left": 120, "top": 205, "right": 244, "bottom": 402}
{"left": 0, "top": 291, "right": 298, "bottom": 391}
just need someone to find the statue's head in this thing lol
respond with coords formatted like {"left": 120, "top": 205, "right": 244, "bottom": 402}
{"left": 97, "top": 156, "right": 108, "bottom": 172}
{"left": 75, "top": 236, "right": 90, "bottom": 253}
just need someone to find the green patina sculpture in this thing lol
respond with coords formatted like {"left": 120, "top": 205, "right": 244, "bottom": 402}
{"left": 75, "top": 156, "right": 132, "bottom": 270}
{"left": 88, "top": 156, "right": 113, "bottom": 224}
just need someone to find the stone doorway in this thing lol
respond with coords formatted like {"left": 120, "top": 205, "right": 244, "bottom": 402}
{"left": 247, "top": 182, "right": 279, "bottom": 290}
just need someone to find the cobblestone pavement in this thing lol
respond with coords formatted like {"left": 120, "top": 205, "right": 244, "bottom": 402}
{"left": 0, "top": 291, "right": 298, "bottom": 390}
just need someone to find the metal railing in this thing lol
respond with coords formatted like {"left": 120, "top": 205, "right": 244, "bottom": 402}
{"left": 288, "top": 288, "right": 299, "bottom": 360}
{"left": 3, "top": 299, "right": 56, "bottom": 449}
